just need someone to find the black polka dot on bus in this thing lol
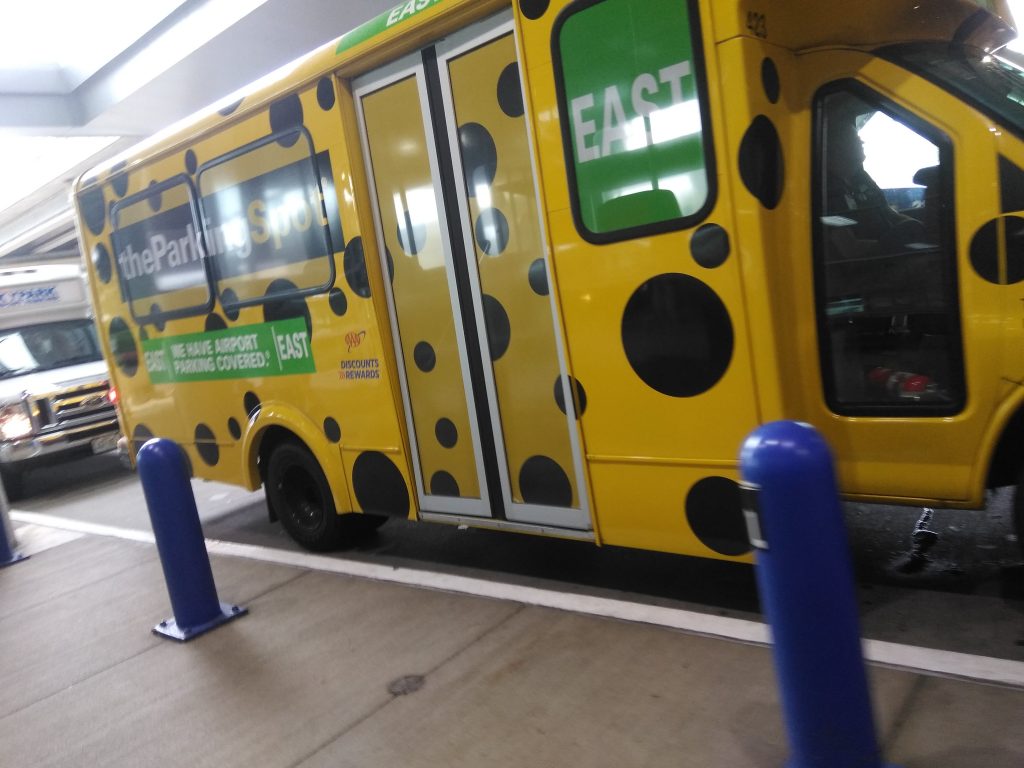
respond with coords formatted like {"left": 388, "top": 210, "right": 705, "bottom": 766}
{"left": 554, "top": 374, "right": 588, "bottom": 418}
{"left": 459, "top": 123, "right": 497, "bottom": 197}
{"left": 220, "top": 288, "right": 241, "bottom": 321}
{"left": 397, "top": 212, "right": 427, "bottom": 256}
{"left": 228, "top": 418, "right": 241, "bottom": 440}
{"left": 1000, "top": 156, "right": 1024, "bottom": 213}
{"left": 685, "top": 476, "right": 750, "bottom": 557}
{"left": 109, "top": 317, "right": 138, "bottom": 377}
{"left": 92, "top": 243, "right": 112, "bottom": 284}
{"left": 323, "top": 417, "right": 341, "bottom": 443}
{"left": 475, "top": 208, "right": 509, "bottom": 256}
{"left": 270, "top": 94, "right": 304, "bottom": 148}
{"left": 528, "top": 258, "right": 549, "bottom": 295}
{"left": 317, "top": 77, "right": 335, "bottom": 111}
{"left": 738, "top": 115, "right": 784, "bottom": 210}
{"left": 497, "top": 63, "right": 524, "bottom": 118}
{"left": 185, "top": 149, "right": 198, "bottom": 175}
{"left": 328, "top": 287, "right": 348, "bottom": 316}
{"left": 147, "top": 181, "right": 163, "bottom": 212}
{"left": 205, "top": 313, "right": 227, "bottom": 332}
{"left": 761, "top": 57, "right": 780, "bottom": 104}
{"left": 150, "top": 304, "right": 165, "bottom": 332}
{"left": 690, "top": 223, "right": 730, "bottom": 269}
{"left": 413, "top": 341, "right": 436, "bottom": 372}
{"left": 352, "top": 451, "right": 410, "bottom": 517}
{"left": 435, "top": 418, "right": 458, "bottom": 448}
{"left": 621, "top": 273, "right": 733, "bottom": 397}
{"left": 343, "top": 236, "right": 372, "bottom": 298}
{"left": 970, "top": 220, "right": 1000, "bottom": 283}
{"left": 482, "top": 294, "right": 511, "bottom": 360}
{"left": 262, "top": 279, "right": 313, "bottom": 339}
{"left": 972, "top": 216, "right": 1024, "bottom": 284}
{"left": 79, "top": 187, "right": 106, "bottom": 236}
{"left": 110, "top": 161, "right": 129, "bottom": 197}
{"left": 218, "top": 98, "right": 243, "bottom": 116}
{"left": 519, "top": 455, "right": 572, "bottom": 507}
{"left": 430, "top": 470, "right": 460, "bottom": 497}
{"left": 132, "top": 424, "right": 154, "bottom": 456}
{"left": 519, "top": 0, "right": 550, "bottom": 20}
{"left": 194, "top": 424, "right": 219, "bottom": 467}
{"left": 1007, "top": 217, "right": 1024, "bottom": 284}
{"left": 243, "top": 391, "right": 261, "bottom": 416}
{"left": 385, "top": 245, "right": 395, "bottom": 284}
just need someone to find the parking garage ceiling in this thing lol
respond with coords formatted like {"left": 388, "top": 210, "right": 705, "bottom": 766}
{"left": 4, "top": 0, "right": 1024, "bottom": 269}
{"left": 0, "top": 0, "right": 392, "bottom": 265}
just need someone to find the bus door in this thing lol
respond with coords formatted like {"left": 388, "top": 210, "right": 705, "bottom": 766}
{"left": 354, "top": 14, "right": 591, "bottom": 531}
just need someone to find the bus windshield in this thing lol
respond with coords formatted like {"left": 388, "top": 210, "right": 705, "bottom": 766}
{"left": 881, "top": 42, "right": 1024, "bottom": 138}
{"left": 0, "top": 319, "right": 103, "bottom": 379}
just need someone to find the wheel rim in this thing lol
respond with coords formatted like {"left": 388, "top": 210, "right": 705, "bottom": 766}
{"left": 278, "top": 465, "right": 324, "bottom": 533}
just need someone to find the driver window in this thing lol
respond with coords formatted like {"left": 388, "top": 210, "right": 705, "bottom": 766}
{"left": 815, "top": 86, "right": 964, "bottom": 414}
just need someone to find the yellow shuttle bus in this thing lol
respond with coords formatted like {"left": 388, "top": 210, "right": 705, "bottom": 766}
{"left": 74, "top": 0, "right": 1024, "bottom": 560}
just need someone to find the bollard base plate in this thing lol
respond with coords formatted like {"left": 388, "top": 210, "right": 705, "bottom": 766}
{"left": 787, "top": 761, "right": 903, "bottom": 768}
{"left": 152, "top": 602, "right": 248, "bottom": 642}
{"left": 0, "top": 551, "right": 28, "bottom": 568}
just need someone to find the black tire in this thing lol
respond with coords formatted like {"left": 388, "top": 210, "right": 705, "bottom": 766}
{"left": 1, "top": 468, "right": 25, "bottom": 502}
{"left": 1014, "top": 476, "right": 1024, "bottom": 564}
{"left": 266, "top": 440, "right": 345, "bottom": 552}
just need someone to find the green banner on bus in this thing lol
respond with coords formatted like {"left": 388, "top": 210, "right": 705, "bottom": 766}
{"left": 336, "top": 0, "right": 448, "bottom": 55}
{"left": 556, "top": 0, "right": 709, "bottom": 236}
{"left": 142, "top": 317, "right": 315, "bottom": 383}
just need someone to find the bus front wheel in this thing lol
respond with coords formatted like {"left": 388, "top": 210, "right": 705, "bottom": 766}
{"left": 266, "top": 440, "right": 346, "bottom": 552}
{"left": 1014, "top": 473, "right": 1024, "bottom": 564}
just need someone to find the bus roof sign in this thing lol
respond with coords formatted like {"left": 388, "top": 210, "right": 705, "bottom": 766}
{"left": 335, "top": 0, "right": 448, "bottom": 56}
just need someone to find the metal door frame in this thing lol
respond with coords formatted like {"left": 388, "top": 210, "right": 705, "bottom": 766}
{"left": 354, "top": 54, "right": 492, "bottom": 518}
{"left": 354, "top": 13, "right": 592, "bottom": 531}
{"left": 433, "top": 15, "right": 591, "bottom": 530}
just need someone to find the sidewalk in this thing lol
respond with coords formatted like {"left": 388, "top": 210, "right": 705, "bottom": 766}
{"left": 2, "top": 520, "right": 1023, "bottom": 768}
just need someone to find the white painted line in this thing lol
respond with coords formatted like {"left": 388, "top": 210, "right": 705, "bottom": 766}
{"left": 10, "top": 511, "right": 155, "bottom": 544}
{"left": 204, "top": 537, "right": 772, "bottom": 644}
{"left": 862, "top": 639, "right": 1024, "bottom": 687}
{"left": 13, "top": 511, "right": 1024, "bottom": 688}
{"left": 11, "top": 522, "right": 84, "bottom": 555}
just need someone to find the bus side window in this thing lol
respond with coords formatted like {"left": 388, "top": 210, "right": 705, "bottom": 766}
{"left": 197, "top": 128, "right": 337, "bottom": 311}
{"left": 814, "top": 84, "right": 964, "bottom": 414}
{"left": 110, "top": 177, "right": 213, "bottom": 325}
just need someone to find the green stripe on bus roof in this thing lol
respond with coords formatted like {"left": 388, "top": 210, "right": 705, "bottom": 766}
{"left": 336, "top": 0, "right": 449, "bottom": 55}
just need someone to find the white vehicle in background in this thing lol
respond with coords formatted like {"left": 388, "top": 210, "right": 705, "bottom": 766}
{"left": 0, "top": 264, "right": 121, "bottom": 499}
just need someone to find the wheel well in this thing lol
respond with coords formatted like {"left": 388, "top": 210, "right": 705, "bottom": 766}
{"left": 987, "top": 407, "right": 1024, "bottom": 489}
{"left": 257, "top": 426, "right": 305, "bottom": 522}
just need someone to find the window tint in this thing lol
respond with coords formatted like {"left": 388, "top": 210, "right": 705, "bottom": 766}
{"left": 554, "top": 0, "right": 712, "bottom": 241}
{"left": 0, "top": 320, "right": 102, "bottom": 378}
{"left": 111, "top": 177, "right": 212, "bottom": 323}
{"left": 815, "top": 86, "right": 964, "bottom": 414}
{"left": 198, "top": 129, "right": 337, "bottom": 309}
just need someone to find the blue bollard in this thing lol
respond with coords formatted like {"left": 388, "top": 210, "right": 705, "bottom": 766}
{"left": 0, "top": 517, "right": 27, "bottom": 568}
{"left": 0, "top": 484, "right": 27, "bottom": 568}
{"left": 137, "top": 438, "right": 247, "bottom": 641}
{"left": 739, "top": 420, "right": 899, "bottom": 768}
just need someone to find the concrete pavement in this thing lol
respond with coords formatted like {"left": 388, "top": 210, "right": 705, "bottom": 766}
{"left": 2, "top": 520, "right": 1023, "bottom": 767}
